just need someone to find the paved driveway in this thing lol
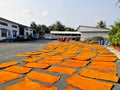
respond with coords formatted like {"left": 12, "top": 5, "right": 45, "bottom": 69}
{"left": 0, "top": 42, "right": 120, "bottom": 90}
{"left": 0, "top": 40, "right": 52, "bottom": 63}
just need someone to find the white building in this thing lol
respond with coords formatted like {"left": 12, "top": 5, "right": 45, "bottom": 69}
{"left": 0, "top": 18, "right": 19, "bottom": 40}
{"left": 0, "top": 17, "right": 34, "bottom": 41}
{"left": 19, "top": 25, "right": 34, "bottom": 39}
{"left": 50, "top": 31, "right": 81, "bottom": 39}
{"left": 77, "top": 25, "right": 109, "bottom": 40}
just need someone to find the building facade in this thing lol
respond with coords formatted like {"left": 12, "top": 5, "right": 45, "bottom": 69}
{"left": 0, "top": 17, "right": 34, "bottom": 41}
{"left": 19, "top": 25, "right": 34, "bottom": 40}
{"left": 50, "top": 31, "right": 81, "bottom": 40}
{"left": 77, "top": 25, "right": 109, "bottom": 40}
{"left": 0, "top": 18, "right": 19, "bottom": 40}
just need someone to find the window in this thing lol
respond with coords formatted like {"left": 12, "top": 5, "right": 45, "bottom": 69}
{"left": 72, "top": 34, "right": 78, "bottom": 36}
{"left": 1, "top": 29, "right": 7, "bottom": 37}
{"left": 12, "top": 25, "right": 17, "bottom": 28}
{"left": 64, "top": 34, "right": 71, "bottom": 36}
{"left": 30, "top": 33, "right": 32, "bottom": 36}
{"left": 58, "top": 34, "right": 64, "bottom": 36}
{"left": 26, "top": 29, "right": 28, "bottom": 31}
{"left": 78, "top": 34, "right": 81, "bottom": 36}
{"left": 26, "top": 32, "right": 28, "bottom": 36}
{"left": 0, "top": 22, "right": 8, "bottom": 26}
{"left": 13, "top": 30, "right": 17, "bottom": 37}
{"left": 54, "top": 34, "right": 58, "bottom": 35}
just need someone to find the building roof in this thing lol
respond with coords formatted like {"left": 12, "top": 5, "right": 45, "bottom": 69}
{"left": 77, "top": 25, "right": 109, "bottom": 32}
{"left": 0, "top": 17, "right": 30, "bottom": 28}
{"left": 50, "top": 31, "right": 81, "bottom": 34}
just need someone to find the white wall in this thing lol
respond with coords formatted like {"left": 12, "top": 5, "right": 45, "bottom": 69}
{"left": 24, "top": 28, "right": 33, "bottom": 39}
{"left": 24, "top": 28, "right": 33, "bottom": 36}
{"left": 51, "top": 35, "right": 80, "bottom": 39}
{"left": 0, "top": 19, "right": 19, "bottom": 40}
{"left": 81, "top": 32, "right": 108, "bottom": 40}
{"left": 78, "top": 26, "right": 109, "bottom": 32}
{"left": 45, "top": 34, "right": 51, "bottom": 39}
{"left": 78, "top": 26, "right": 109, "bottom": 40}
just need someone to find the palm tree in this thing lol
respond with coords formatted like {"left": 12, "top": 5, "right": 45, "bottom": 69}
{"left": 116, "top": 0, "right": 120, "bottom": 8}
{"left": 96, "top": 21, "right": 107, "bottom": 29}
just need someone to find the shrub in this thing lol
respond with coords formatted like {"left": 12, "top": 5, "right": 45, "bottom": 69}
{"left": 109, "top": 21, "right": 120, "bottom": 46}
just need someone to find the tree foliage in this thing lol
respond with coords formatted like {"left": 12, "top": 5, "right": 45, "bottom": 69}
{"left": 52, "top": 21, "right": 65, "bottom": 31}
{"left": 48, "top": 25, "right": 54, "bottom": 31}
{"left": 109, "top": 21, "right": 120, "bottom": 46}
{"left": 49, "top": 21, "right": 74, "bottom": 31}
{"left": 41, "top": 25, "right": 50, "bottom": 34}
{"left": 96, "top": 21, "right": 107, "bottom": 29}
{"left": 65, "top": 27, "right": 75, "bottom": 31}
{"left": 116, "top": 0, "right": 120, "bottom": 8}
{"left": 30, "top": 22, "right": 38, "bottom": 33}
{"left": 30, "top": 22, "right": 49, "bottom": 34}
{"left": 30, "top": 21, "right": 74, "bottom": 34}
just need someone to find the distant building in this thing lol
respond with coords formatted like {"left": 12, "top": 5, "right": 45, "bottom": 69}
{"left": 19, "top": 25, "right": 34, "bottom": 40}
{"left": 50, "top": 31, "right": 81, "bottom": 40}
{"left": 77, "top": 25, "right": 109, "bottom": 40}
{"left": 0, "top": 17, "right": 34, "bottom": 41}
{"left": 44, "top": 34, "right": 52, "bottom": 39}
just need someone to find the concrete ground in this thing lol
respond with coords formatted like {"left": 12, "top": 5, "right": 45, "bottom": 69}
{"left": 0, "top": 41, "right": 120, "bottom": 90}
{"left": 0, "top": 40, "right": 53, "bottom": 90}
{"left": 106, "top": 46, "right": 120, "bottom": 90}
{"left": 106, "top": 46, "right": 120, "bottom": 59}
{"left": 0, "top": 40, "right": 52, "bottom": 63}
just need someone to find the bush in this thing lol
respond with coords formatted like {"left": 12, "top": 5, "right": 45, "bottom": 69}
{"left": 110, "top": 33, "right": 120, "bottom": 45}
{"left": 109, "top": 21, "right": 120, "bottom": 46}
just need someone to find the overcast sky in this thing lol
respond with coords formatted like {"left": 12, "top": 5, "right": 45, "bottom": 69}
{"left": 0, "top": 0, "right": 119, "bottom": 29}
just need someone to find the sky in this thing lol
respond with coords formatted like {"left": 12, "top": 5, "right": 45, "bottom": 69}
{"left": 0, "top": 0, "right": 120, "bottom": 29}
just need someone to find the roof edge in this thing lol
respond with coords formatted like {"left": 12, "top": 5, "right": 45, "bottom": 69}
{"left": 77, "top": 25, "right": 109, "bottom": 30}
{"left": 0, "top": 17, "right": 30, "bottom": 28}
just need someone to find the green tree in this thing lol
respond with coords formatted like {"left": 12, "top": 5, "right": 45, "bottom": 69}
{"left": 30, "top": 22, "right": 50, "bottom": 34}
{"left": 118, "top": 0, "right": 120, "bottom": 3}
{"left": 109, "top": 21, "right": 120, "bottom": 46}
{"left": 116, "top": 0, "right": 120, "bottom": 7}
{"left": 37, "top": 25, "right": 42, "bottom": 34}
{"left": 52, "top": 21, "right": 65, "bottom": 31}
{"left": 96, "top": 21, "right": 107, "bottom": 29}
{"left": 30, "top": 21, "right": 75, "bottom": 34}
{"left": 30, "top": 22, "right": 38, "bottom": 33}
{"left": 65, "top": 27, "right": 74, "bottom": 31}
{"left": 41, "top": 25, "right": 50, "bottom": 34}
{"left": 48, "top": 25, "right": 54, "bottom": 31}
